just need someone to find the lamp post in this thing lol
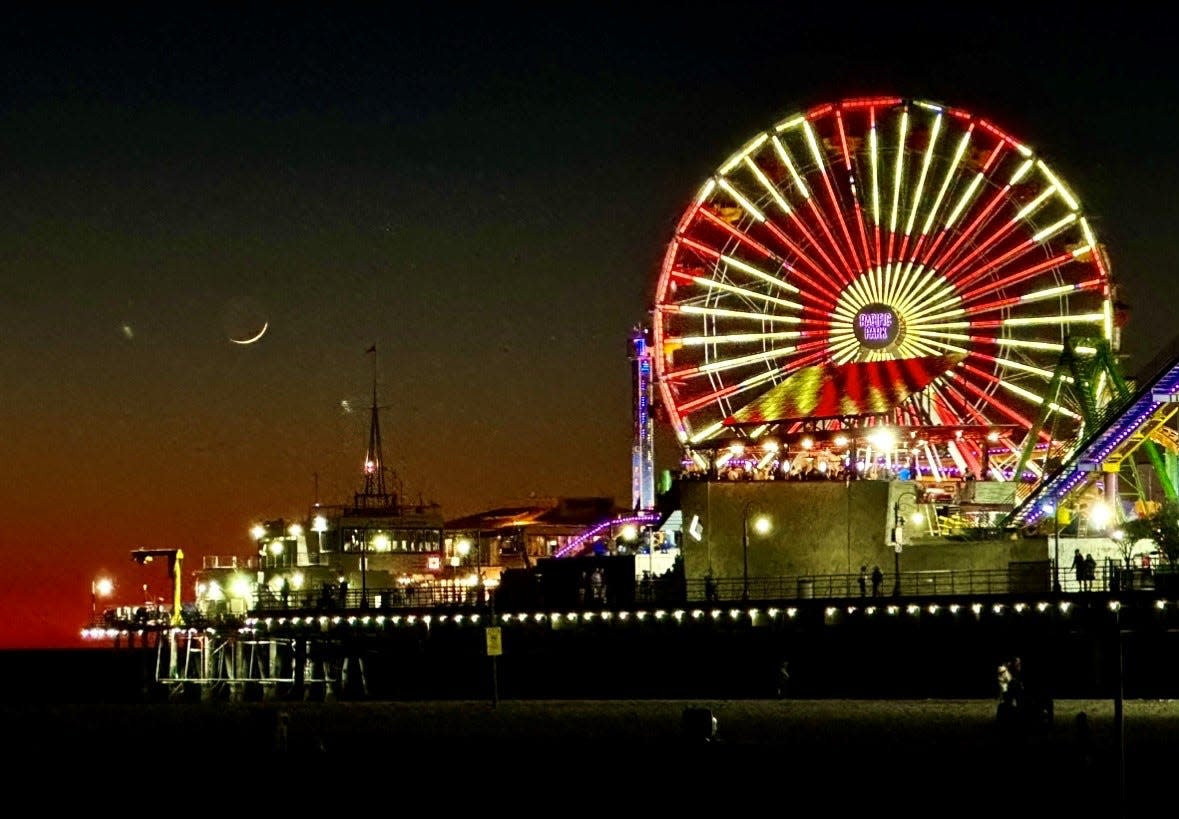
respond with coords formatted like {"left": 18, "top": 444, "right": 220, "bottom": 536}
{"left": 90, "top": 576, "right": 113, "bottom": 624}
{"left": 1048, "top": 501, "right": 1062, "bottom": 593}
{"left": 457, "top": 535, "right": 484, "bottom": 605}
{"left": 312, "top": 514, "right": 328, "bottom": 555}
{"left": 476, "top": 531, "right": 484, "bottom": 605}
{"left": 1054, "top": 506, "right": 1061, "bottom": 593}
{"left": 360, "top": 536, "right": 369, "bottom": 609}
{"left": 891, "top": 489, "right": 924, "bottom": 597}
{"left": 741, "top": 501, "right": 771, "bottom": 602}
{"left": 649, "top": 529, "right": 655, "bottom": 582}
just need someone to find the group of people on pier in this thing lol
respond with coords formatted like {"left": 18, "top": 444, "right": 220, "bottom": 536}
{"left": 1070, "top": 549, "right": 1098, "bottom": 592}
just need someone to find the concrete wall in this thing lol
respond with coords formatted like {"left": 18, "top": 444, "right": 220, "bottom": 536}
{"left": 678, "top": 478, "right": 1049, "bottom": 582}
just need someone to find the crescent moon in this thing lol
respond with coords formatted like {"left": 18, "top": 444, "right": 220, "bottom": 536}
{"left": 230, "top": 321, "right": 268, "bottom": 345}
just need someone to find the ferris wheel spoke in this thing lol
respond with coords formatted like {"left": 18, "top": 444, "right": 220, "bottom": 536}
{"left": 942, "top": 387, "right": 991, "bottom": 429}
{"left": 949, "top": 179, "right": 1079, "bottom": 289}
{"left": 918, "top": 331, "right": 1068, "bottom": 356}
{"left": 926, "top": 380, "right": 979, "bottom": 427}
{"left": 676, "top": 248, "right": 800, "bottom": 297}
{"left": 673, "top": 329, "right": 808, "bottom": 346}
{"left": 887, "top": 261, "right": 942, "bottom": 311}
{"left": 769, "top": 133, "right": 857, "bottom": 286}
{"left": 899, "top": 296, "right": 964, "bottom": 330}
{"left": 928, "top": 181, "right": 1011, "bottom": 275}
{"left": 758, "top": 219, "right": 846, "bottom": 297}
{"left": 958, "top": 254, "right": 1086, "bottom": 304}
{"left": 687, "top": 419, "right": 730, "bottom": 445}
{"left": 918, "top": 124, "right": 976, "bottom": 242}
{"left": 919, "top": 173, "right": 987, "bottom": 269}
{"left": 866, "top": 108, "right": 886, "bottom": 268}
{"left": 804, "top": 197, "right": 858, "bottom": 281}
{"left": 881, "top": 107, "right": 911, "bottom": 267}
{"left": 943, "top": 371, "right": 1036, "bottom": 429}
{"left": 741, "top": 155, "right": 792, "bottom": 214}
{"left": 940, "top": 205, "right": 1031, "bottom": 285}
{"left": 661, "top": 304, "right": 803, "bottom": 327}
{"left": 677, "top": 375, "right": 775, "bottom": 416}
{"left": 833, "top": 110, "right": 875, "bottom": 267}
{"left": 692, "top": 208, "right": 777, "bottom": 261}
{"left": 898, "top": 241, "right": 930, "bottom": 282}
{"left": 979, "top": 352, "right": 1067, "bottom": 384}
{"left": 900, "top": 106, "right": 945, "bottom": 244}
{"left": 679, "top": 348, "right": 829, "bottom": 418}
{"left": 1002, "top": 312, "right": 1106, "bottom": 329}
{"left": 778, "top": 206, "right": 852, "bottom": 290}
{"left": 955, "top": 223, "right": 1075, "bottom": 294}
{"left": 672, "top": 241, "right": 820, "bottom": 312}
{"left": 661, "top": 351, "right": 794, "bottom": 384}
{"left": 695, "top": 273, "right": 803, "bottom": 313}
{"left": 957, "top": 362, "right": 1082, "bottom": 425}
{"left": 924, "top": 342, "right": 1063, "bottom": 384}
{"left": 893, "top": 267, "right": 954, "bottom": 316}
{"left": 800, "top": 119, "right": 863, "bottom": 276}
{"left": 894, "top": 334, "right": 945, "bottom": 360}
{"left": 830, "top": 337, "right": 864, "bottom": 365}
{"left": 738, "top": 156, "right": 845, "bottom": 305}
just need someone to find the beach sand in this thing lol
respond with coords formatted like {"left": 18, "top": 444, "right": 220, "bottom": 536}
{"left": 3, "top": 697, "right": 1172, "bottom": 810}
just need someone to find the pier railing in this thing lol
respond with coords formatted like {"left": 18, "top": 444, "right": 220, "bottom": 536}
{"left": 242, "top": 562, "right": 1159, "bottom": 617}
{"left": 90, "top": 561, "right": 1164, "bottom": 632}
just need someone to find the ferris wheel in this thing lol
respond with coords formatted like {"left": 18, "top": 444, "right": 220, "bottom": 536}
{"left": 651, "top": 96, "right": 1116, "bottom": 480}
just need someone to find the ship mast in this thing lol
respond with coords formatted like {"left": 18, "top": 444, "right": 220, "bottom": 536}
{"left": 356, "top": 344, "right": 399, "bottom": 510}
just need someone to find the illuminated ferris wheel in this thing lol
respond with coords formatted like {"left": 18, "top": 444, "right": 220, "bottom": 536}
{"left": 651, "top": 96, "right": 1116, "bottom": 480}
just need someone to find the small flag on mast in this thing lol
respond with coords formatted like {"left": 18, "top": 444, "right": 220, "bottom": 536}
{"left": 365, "top": 344, "right": 376, "bottom": 354}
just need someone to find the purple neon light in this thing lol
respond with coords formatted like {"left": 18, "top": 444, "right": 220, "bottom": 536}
{"left": 554, "top": 512, "right": 662, "bottom": 559}
{"left": 1015, "top": 362, "right": 1179, "bottom": 526}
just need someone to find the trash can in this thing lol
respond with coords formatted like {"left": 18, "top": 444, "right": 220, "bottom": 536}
{"left": 797, "top": 578, "right": 814, "bottom": 599}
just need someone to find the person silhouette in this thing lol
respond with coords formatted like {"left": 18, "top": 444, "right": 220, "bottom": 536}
{"left": 871, "top": 565, "right": 884, "bottom": 597}
{"left": 775, "top": 660, "right": 790, "bottom": 698}
{"left": 590, "top": 566, "right": 605, "bottom": 606}
{"left": 1071, "top": 549, "right": 1085, "bottom": 590}
{"left": 1074, "top": 711, "right": 1096, "bottom": 769}
{"left": 704, "top": 573, "right": 718, "bottom": 603}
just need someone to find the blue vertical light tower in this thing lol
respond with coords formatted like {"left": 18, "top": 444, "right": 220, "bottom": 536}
{"left": 629, "top": 326, "right": 656, "bottom": 512}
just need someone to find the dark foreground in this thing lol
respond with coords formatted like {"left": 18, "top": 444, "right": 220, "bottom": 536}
{"left": 2, "top": 697, "right": 1171, "bottom": 812}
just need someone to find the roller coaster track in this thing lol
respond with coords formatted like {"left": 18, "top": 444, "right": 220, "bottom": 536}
{"left": 553, "top": 510, "right": 663, "bottom": 558}
{"left": 1006, "top": 335, "right": 1179, "bottom": 528}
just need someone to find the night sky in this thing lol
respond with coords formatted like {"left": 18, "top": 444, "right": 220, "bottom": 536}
{"left": 4, "top": 7, "right": 1178, "bottom": 648}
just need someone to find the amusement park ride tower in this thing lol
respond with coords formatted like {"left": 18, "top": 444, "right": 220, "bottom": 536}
{"left": 630, "top": 326, "right": 656, "bottom": 512}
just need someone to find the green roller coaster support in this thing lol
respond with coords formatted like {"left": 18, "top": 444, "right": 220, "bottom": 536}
{"left": 1013, "top": 336, "right": 1176, "bottom": 503}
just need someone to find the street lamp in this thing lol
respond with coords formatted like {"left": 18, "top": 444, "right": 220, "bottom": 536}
{"left": 474, "top": 531, "right": 484, "bottom": 605}
{"left": 90, "top": 576, "right": 113, "bottom": 623}
{"left": 312, "top": 514, "right": 328, "bottom": 551}
{"left": 892, "top": 489, "right": 925, "bottom": 597}
{"left": 742, "top": 501, "right": 772, "bottom": 602}
{"left": 1043, "top": 500, "right": 1061, "bottom": 593}
{"left": 456, "top": 535, "right": 484, "bottom": 605}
